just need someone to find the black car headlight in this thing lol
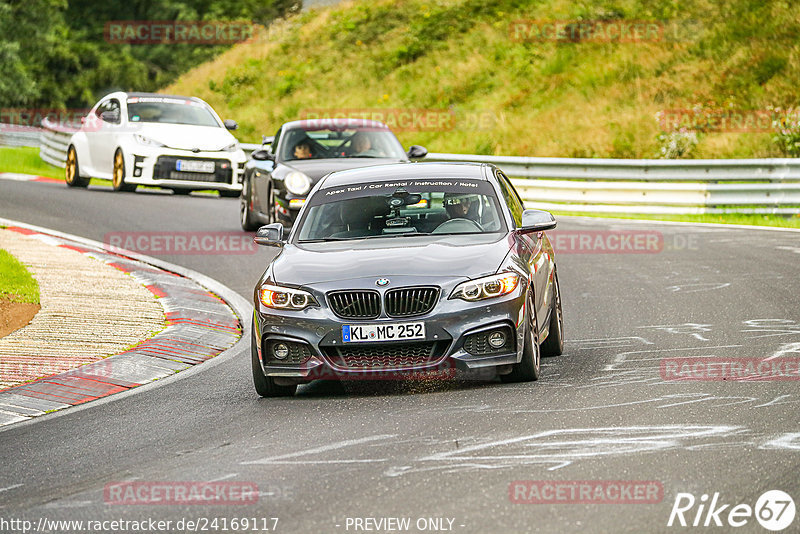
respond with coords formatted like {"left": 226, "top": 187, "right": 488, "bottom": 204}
{"left": 450, "top": 272, "right": 520, "bottom": 302}
{"left": 285, "top": 171, "right": 311, "bottom": 195}
{"left": 259, "top": 283, "right": 318, "bottom": 310}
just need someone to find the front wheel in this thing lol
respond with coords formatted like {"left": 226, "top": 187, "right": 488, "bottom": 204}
{"left": 540, "top": 268, "right": 564, "bottom": 357}
{"left": 240, "top": 178, "right": 260, "bottom": 231}
{"left": 251, "top": 320, "right": 297, "bottom": 397}
{"left": 501, "top": 295, "right": 541, "bottom": 383}
{"left": 112, "top": 150, "right": 136, "bottom": 192}
{"left": 65, "top": 146, "right": 90, "bottom": 188}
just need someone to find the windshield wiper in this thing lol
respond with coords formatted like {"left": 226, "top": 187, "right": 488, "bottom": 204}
{"left": 297, "top": 237, "right": 353, "bottom": 243}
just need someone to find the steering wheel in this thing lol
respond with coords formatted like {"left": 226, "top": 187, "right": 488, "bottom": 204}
{"left": 432, "top": 218, "right": 484, "bottom": 234}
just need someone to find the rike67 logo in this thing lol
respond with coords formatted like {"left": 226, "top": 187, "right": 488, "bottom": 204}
{"left": 668, "top": 490, "right": 795, "bottom": 531}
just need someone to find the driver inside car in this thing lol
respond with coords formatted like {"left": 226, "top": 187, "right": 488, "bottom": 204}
{"left": 443, "top": 192, "right": 481, "bottom": 222}
{"left": 293, "top": 140, "right": 314, "bottom": 159}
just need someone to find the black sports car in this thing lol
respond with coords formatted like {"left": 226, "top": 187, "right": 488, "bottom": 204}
{"left": 240, "top": 118, "right": 427, "bottom": 230}
{"left": 250, "top": 162, "right": 564, "bottom": 396}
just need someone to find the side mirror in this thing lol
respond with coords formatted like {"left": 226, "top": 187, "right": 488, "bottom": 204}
{"left": 251, "top": 149, "right": 274, "bottom": 161}
{"left": 519, "top": 209, "right": 557, "bottom": 233}
{"left": 224, "top": 119, "right": 238, "bottom": 131}
{"left": 254, "top": 223, "right": 284, "bottom": 246}
{"left": 407, "top": 145, "right": 427, "bottom": 159}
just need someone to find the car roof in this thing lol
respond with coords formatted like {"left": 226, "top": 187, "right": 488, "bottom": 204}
{"left": 124, "top": 92, "right": 207, "bottom": 103}
{"left": 282, "top": 118, "right": 391, "bottom": 131}
{"left": 319, "top": 162, "right": 491, "bottom": 189}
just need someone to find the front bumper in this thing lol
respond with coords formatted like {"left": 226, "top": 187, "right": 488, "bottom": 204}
{"left": 123, "top": 147, "right": 246, "bottom": 191}
{"left": 252, "top": 277, "right": 528, "bottom": 381}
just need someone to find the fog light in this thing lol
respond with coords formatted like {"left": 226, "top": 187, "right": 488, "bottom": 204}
{"left": 272, "top": 343, "right": 289, "bottom": 360}
{"left": 488, "top": 331, "right": 506, "bottom": 349}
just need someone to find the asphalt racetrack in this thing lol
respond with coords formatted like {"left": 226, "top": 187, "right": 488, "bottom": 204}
{"left": 1, "top": 179, "right": 799, "bottom": 533}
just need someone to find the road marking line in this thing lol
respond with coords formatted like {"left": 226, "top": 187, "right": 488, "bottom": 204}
{"left": 241, "top": 434, "right": 396, "bottom": 465}
{"left": 0, "top": 483, "right": 23, "bottom": 493}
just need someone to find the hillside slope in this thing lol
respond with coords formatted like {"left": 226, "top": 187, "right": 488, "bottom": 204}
{"left": 166, "top": 0, "right": 800, "bottom": 158}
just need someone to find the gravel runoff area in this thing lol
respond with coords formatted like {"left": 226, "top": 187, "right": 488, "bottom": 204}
{"left": 0, "top": 225, "right": 242, "bottom": 426}
{"left": 0, "top": 228, "right": 165, "bottom": 389}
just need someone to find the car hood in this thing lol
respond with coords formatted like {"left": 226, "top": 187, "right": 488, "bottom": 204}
{"left": 131, "top": 123, "right": 238, "bottom": 151}
{"left": 283, "top": 158, "right": 408, "bottom": 181}
{"left": 271, "top": 234, "right": 511, "bottom": 286}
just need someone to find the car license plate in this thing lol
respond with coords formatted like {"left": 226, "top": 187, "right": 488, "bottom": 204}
{"left": 343, "top": 322, "right": 425, "bottom": 343}
{"left": 176, "top": 160, "right": 215, "bottom": 173}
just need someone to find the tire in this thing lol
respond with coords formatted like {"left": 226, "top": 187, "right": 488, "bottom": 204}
{"left": 540, "top": 268, "right": 564, "bottom": 357}
{"left": 240, "top": 178, "right": 260, "bottom": 231}
{"left": 501, "top": 294, "right": 541, "bottom": 383}
{"left": 219, "top": 190, "right": 240, "bottom": 198}
{"left": 112, "top": 149, "right": 136, "bottom": 192}
{"left": 65, "top": 146, "right": 89, "bottom": 188}
{"left": 251, "top": 320, "right": 297, "bottom": 397}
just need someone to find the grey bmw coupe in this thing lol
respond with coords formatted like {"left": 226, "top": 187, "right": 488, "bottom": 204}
{"left": 251, "top": 162, "right": 563, "bottom": 396}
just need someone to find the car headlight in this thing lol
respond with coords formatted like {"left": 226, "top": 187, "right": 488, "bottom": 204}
{"left": 285, "top": 171, "right": 311, "bottom": 196}
{"left": 450, "top": 272, "right": 520, "bottom": 302}
{"left": 221, "top": 142, "right": 238, "bottom": 152}
{"left": 134, "top": 134, "right": 165, "bottom": 147}
{"left": 259, "top": 283, "right": 318, "bottom": 310}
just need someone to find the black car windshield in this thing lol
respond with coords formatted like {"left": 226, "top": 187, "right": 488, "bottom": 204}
{"left": 127, "top": 97, "right": 220, "bottom": 127}
{"left": 281, "top": 126, "right": 406, "bottom": 161}
{"left": 297, "top": 178, "right": 507, "bottom": 241}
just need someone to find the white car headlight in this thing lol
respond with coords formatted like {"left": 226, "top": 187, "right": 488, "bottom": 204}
{"left": 259, "top": 283, "right": 318, "bottom": 310}
{"left": 221, "top": 142, "right": 238, "bottom": 152}
{"left": 450, "top": 272, "right": 520, "bottom": 302}
{"left": 285, "top": 171, "right": 312, "bottom": 196}
{"left": 134, "top": 134, "right": 165, "bottom": 147}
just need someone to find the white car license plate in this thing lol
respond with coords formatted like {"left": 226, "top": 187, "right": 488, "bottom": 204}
{"left": 176, "top": 160, "right": 215, "bottom": 173}
{"left": 343, "top": 322, "right": 425, "bottom": 343}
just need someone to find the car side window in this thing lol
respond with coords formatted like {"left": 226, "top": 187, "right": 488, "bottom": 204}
{"left": 94, "top": 101, "right": 107, "bottom": 119}
{"left": 106, "top": 99, "right": 121, "bottom": 123}
{"left": 497, "top": 172, "right": 524, "bottom": 227}
{"left": 272, "top": 128, "right": 281, "bottom": 155}
{"left": 96, "top": 100, "right": 120, "bottom": 124}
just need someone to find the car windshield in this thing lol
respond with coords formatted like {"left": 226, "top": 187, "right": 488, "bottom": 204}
{"left": 296, "top": 178, "right": 506, "bottom": 241}
{"left": 281, "top": 126, "right": 406, "bottom": 161}
{"left": 126, "top": 97, "right": 220, "bottom": 127}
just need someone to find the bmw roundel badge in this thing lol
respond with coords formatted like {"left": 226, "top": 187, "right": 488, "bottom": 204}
{"left": 376, "top": 278, "right": 390, "bottom": 286}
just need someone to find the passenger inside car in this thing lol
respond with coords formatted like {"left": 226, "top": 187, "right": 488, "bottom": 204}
{"left": 349, "top": 133, "right": 383, "bottom": 157}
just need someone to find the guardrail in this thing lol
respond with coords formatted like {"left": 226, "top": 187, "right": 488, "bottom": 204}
{"left": 0, "top": 124, "right": 43, "bottom": 148}
{"left": 40, "top": 125, "right": 800, "bottom": 214}
{"left": 423, "top": 153, "right": 800, "bottom": 214}
{"left": 38, "top": 118, "right": 77, "bottom": 168}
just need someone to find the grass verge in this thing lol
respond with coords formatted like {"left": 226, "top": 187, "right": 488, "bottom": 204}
{"left": 0, "top": 248, "right": 40, "bottom": 304}
{"left": 0, "top": 146, "right": 65, "bottom": 181}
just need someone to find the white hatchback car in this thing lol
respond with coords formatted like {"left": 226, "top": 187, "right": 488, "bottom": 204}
{"left": 65, "top": 92, "right": 246, "bottom": 196}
